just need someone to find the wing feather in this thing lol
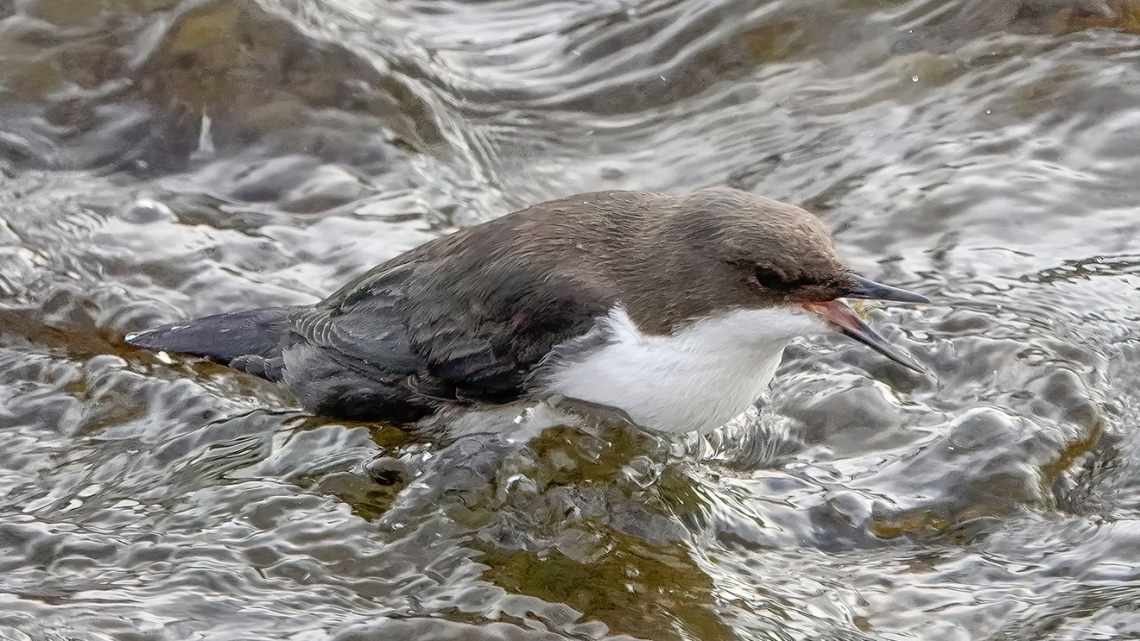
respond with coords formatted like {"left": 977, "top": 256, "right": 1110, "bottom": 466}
{"left": 286, "top": 244, "right": 616, "bottom": 408}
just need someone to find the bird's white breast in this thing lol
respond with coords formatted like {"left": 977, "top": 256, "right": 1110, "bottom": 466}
{"left": 538, "top": 305, "right": 826, "bottom": 433}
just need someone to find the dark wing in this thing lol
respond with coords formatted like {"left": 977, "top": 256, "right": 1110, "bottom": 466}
{"left": 284, "top": 234, "right": 615, "bottom": 411}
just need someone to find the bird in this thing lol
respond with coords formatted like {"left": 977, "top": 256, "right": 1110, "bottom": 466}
{"left": 125, "top": 188, "right": 929, "bottom": 434}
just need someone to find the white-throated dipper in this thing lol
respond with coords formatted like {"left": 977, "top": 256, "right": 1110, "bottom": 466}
{"left": 125, "top": 188, "right": 928, "bottom": 433}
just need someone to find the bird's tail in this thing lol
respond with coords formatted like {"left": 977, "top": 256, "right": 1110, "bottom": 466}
{"left": 125, "top": 307, "right": 294, "bottom": 381}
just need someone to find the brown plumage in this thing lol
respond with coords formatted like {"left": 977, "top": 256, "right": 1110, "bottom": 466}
{"left": 125, "top": 188, "right": 927, "bottom": 428}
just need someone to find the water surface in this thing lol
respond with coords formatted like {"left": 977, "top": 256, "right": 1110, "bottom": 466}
{"left": 2, "top": 0, "right": 1140, "bottom": 639}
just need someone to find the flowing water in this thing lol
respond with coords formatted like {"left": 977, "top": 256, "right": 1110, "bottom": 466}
{"left": 3, "top": 0, "right": 1140, "bottom": 639}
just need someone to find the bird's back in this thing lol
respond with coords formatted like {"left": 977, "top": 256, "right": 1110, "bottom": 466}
{"left": 126, "top": 191, "right": 658, "bottom": 421}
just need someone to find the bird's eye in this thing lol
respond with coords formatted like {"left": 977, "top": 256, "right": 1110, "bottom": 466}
{"left": 753, "top": 267, "right": 789, "bottom": 291}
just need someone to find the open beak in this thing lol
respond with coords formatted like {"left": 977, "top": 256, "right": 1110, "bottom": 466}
{"left": 804, "top": 275, "right": 928, "bottom": 374}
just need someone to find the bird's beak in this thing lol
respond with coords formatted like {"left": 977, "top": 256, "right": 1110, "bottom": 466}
{"left": 803, "top": 275, "right": 928, "bottom": 374}
{"left": 841, "top": 274, "right": 929, "bottom": 304}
